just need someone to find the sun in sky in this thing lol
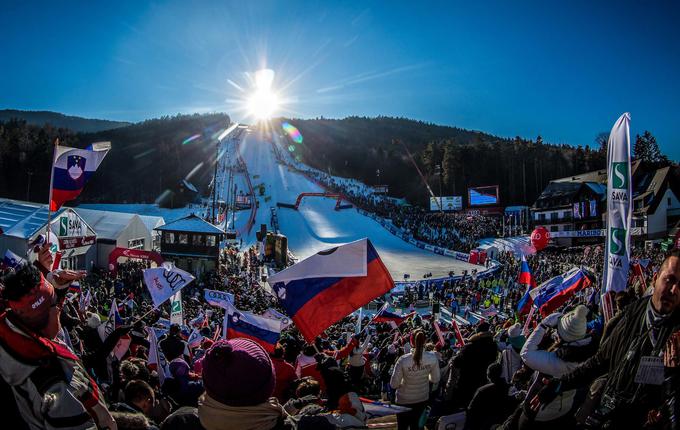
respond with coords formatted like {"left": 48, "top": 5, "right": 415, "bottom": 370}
{"left": 246, "top": 69, "right": 279, "bottom": 120}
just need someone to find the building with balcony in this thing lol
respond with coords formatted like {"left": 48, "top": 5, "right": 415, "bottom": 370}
{"left": 155, "top": 214, "right": 224, "bottom": 276}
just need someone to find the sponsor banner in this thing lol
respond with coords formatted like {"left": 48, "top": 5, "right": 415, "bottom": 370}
{"left": 424, "top": 244, "right": 435, "bottom": 252}
{"left": 429, "top": 196, "right": 462, "bottom": 211}
{"left": 54, "top": 210, "right": 87, "bottom": 237}
{"left": 549, "top": 227, "right": 642, "bottom": 239}
{"left": 373, "top": 185, "right": 389, "bottom": 194}
{"left": 443, "top": 249, "right": 455, "bottom": 257}
{"left": 604, "top": 113, "right": 632, "bottom": 295}
{"left": 408, "top": 238, "right": 418, "bottom": 245}
{"left": 433, "top": 248, "right": 445, "bottom": 256}
{"left": 59, "top": 235, "right": 96, "bottom": 249}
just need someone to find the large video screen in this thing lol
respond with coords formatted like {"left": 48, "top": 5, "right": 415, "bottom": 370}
{"left": 468, "top": 185, "right": 499, "bottom": 206}
{"left": 430, "top": 196, "right": 462, "bottom": 211}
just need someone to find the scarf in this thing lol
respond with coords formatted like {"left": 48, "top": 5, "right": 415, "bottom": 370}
{"left": 198, "top": 393, "right": 286, "bottom": 430}
{"left": 645, "top": 299, "right": 670, "bottom": 347}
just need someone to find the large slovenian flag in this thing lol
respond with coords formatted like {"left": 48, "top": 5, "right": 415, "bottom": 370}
{"left": 50, "top": 142, "right": 110, "bottom": 211}
{"left": 516, "top": 255, "right": 538, "bottom": 315}
{"left": 530, "top": 267, "right": 593, "bottom": 317}
{"left": 267, "top": 238, "right": 395, "bottom": 342}
{"left": 224, "top": 302, "right": 281, "bottom": 353}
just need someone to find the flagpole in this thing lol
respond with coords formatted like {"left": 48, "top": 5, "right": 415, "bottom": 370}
{"left": 46, "top": 138, "right": 59, "bottom": 242}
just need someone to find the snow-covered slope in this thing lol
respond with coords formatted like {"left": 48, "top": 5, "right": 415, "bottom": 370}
{"left": 232, "top": 129, "right": 478, "bottom": 280}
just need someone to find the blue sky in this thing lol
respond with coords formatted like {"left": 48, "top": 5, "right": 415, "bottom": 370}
{"left": 1, "top": 1, "right": 679, "bottom": 159}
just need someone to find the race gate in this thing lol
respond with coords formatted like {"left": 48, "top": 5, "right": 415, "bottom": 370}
{"left": 277, "top": 192, "right": 352, "bottom": 211}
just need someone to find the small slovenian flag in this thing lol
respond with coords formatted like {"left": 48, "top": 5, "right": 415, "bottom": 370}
{"left": 3, "top": 249, "right": 26, "bottom": 270}
{"left": 224, "top": 302, "right": 281, "bottom": 353}
{"left": 516, "top": 255, "right": 537, "bottom": 315}
{"left": 268, "top": 238, "right": 395, "bottom": 342}
{"left": 373, "top": 308, "right": 406, "bottom": 327}
{"left": 50, "top": 142, "right": 110, "bottom": 211}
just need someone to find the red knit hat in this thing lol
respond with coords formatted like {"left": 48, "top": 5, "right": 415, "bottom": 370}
{"left": 7, "top": 273, "right": 55, "bottom": 329}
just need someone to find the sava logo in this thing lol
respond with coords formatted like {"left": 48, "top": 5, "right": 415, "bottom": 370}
{"left": 32, "top": 296, "right": 45, "bottom": 309}
{"left": 609, "top": 227, "right": 627, "bottom": 256}
{"left": 612, "top": 162, "right": 628, "bottom": 189}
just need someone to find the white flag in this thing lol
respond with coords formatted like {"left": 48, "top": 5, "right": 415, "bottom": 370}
{"left": 204, "top": 289, "right": 234, "bottom": 309}
{"left": 146, "top": 326, "right": 171, "bottom": 385}
{"left": 143, "top": 263, "right": 195, "bottom": 308}
{"left": 170, "top": 290, "right": 183, "bottom": 325}
{"left": 262, "top": 308, "right": 293, "bottom": 330}
{"left": 604, "top": 113, "right": 632, "bottom": 294}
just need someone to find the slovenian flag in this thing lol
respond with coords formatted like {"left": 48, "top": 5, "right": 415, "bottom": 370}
{"left": 516, "top": 255, "right": 537, "bottom": 315}
{"left": 268, "top": 238, "right": 394, "bottom": 342}
{"left": 374, "top": 308, "right": 406, "bottom": 327}
{"left": 50, "top": 142, "right": 110, "bottom": 211}
{"left": 224, "top": 302, "right": 281, "bottom": 353}
{"left": 530, "top": 267, "right": 593, "bottom": 316}
{"left": 3, "top": 249, "right": 26, "bottom": 270}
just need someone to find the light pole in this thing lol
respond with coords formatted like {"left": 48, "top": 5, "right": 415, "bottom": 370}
{"left": 376, "top": 169, "right": 380, "bottom": 186}
{"left": 434, "top": 164, "right": 443, "bottom": 213}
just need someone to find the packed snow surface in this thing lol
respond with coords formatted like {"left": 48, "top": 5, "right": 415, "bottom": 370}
{"left": 234, "top": 130, "right": 479, "bottom": 280}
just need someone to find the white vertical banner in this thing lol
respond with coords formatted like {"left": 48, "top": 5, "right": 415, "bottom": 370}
{"left": 170, "top": 290, "right": 183, "bottom": 325}
{"left": 603, "top": 113, "right": 632, "bottom": 297}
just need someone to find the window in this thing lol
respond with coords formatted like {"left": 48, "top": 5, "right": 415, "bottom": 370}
{"left": 179, "top": 234, "right": 188, "bottom": 245}
{"left": 550, "top": 225, "right": 558, "bottom": 232}
{"left": 563, "top": 224, "right": 573, "bottom": 231}
{"left": 128, "top": 238, "right": 145, "bottom": 249}
{"left": 550, "top": 212, "right": 558, "bottom": 222}
{"left": 669, "top": 197, "right": 672, "bottom": 206}
{"left": 193, "top": 234, "right": 205, "bottom": 246}
{"left": 538, "top": 213, "right": 546, "bottom": 221}
{"left": 206, "top": 235, "right": 216, "bottom": 247}
{"left": 164, "top": 232, "right": 175, "bottom": 244}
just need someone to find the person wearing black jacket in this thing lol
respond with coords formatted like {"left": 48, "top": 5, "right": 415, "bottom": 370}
{"left": 450, "top": 322, "right": 499, "bottom": 409}
{"left": 533, "top": 249, "right": 680, "bottom": 428}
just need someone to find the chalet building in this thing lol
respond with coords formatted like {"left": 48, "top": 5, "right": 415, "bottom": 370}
{"left": 155, "top": 214, "right": 224, "bottom": 276}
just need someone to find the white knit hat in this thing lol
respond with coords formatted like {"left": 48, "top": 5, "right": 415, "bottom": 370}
{"left": 557, "top": 305, "right": 588, "bottom": 343}
{"left": 507, "top": 323, "right": 522, "bottom": 338}
{"left": 87, "top": 312, "right": 101, "bottom": 329}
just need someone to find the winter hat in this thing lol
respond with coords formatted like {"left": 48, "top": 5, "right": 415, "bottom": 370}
{"left": 507, "top": 323, "right": 526, "bottom": 350}
{"left": 557, "top": 305, "right": 588, "bottom": 343}
{"left": 169, "top": 358, "right": 190, "bottom": 379}
{"left": 202, "top": 339, "right": 275, "bottom": 407}
{"left": 87, "top": 312, "right": 101, "bottom": 329}
{"left": 476, "top": 321, "right": 490, "bottom": 333}
{"left": 6, "top": 272, "right": 55, "bottom": 330}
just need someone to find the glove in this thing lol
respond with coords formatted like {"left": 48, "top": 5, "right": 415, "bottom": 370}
{"left": 541, "top": 312, "right": 562, "bottom": 329}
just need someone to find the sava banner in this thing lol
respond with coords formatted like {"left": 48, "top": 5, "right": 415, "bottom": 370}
{"left": 603, "top": 113, "right": 632, "bottom": 295}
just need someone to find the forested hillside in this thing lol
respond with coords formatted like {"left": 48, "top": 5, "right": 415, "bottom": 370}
{"left": 0, "top": 109, "right": 130, "bottom": 133}
{"left": 0, "top": 113, "right": 229, "bottom": 205}
{"left": 280, "top": 116, "right": 607, "bottom": 206}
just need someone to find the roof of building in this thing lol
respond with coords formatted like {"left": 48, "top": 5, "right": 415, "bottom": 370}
{"left": 139, "top": 215, "right": 165, "bottom": 232}
{"left": 154, "top": 214, "right": 224, "bottom": 234}
{"left": 553, "top": 160, "right": 643, "bottom": 184}
{"left": 74, "top": 208, "right": 144, "bottom": 241}
{"left": 533, "top": 181, "right": 583, "bottom": 206}
{"left": 633, "top": 166, "right": 674, "bottom": 215}
{"left": 0, "top": 198, "right": 67, "bottom": 239}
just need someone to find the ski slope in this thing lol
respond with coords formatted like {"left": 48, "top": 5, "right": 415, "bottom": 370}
{"left": 232, "top": 129, "right": 479, "bottom": 281}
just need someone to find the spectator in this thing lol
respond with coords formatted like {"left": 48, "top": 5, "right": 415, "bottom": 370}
{"left": 390, "top": 330, "right": 441, "bottom": 430}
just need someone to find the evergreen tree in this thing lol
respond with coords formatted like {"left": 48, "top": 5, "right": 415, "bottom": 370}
{"left": 634, "top": 131, "right": 669, "bottom": 164}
